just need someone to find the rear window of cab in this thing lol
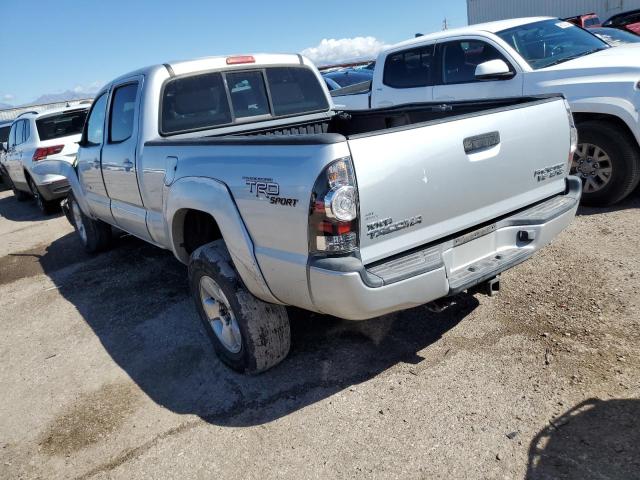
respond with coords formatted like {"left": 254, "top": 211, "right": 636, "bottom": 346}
{"left": 161, "top": 66, "right": 329, "bottom": 135}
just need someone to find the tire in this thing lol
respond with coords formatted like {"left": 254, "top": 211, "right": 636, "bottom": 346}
{"left": 188, "top": 240, "right": 290, "bottom": 374}
{"left": 27, "top": 176, "right": 60, "bottom": 214}
{"left": 12, "top": 185, "right": 31, "bottom": 202}
{"left": 68, "top": 193, "right": 112, "bottom": 253}
{"left": 573, "top": 121, "right": 640, "bottom": 206}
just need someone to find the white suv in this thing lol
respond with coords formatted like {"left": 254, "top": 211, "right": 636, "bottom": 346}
{"left": 2, "top": 105, "right": 89, "bottom": 213}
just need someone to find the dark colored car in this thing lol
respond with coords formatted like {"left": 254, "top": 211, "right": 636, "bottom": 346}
{"left": 590, "top": 27, "right": 640, "bottom": 46}
{"left": 603, "top": 9, "right": 640, "bottom": 35}
{"left": 322, "top": 69, "right": 373, "bottom": 90}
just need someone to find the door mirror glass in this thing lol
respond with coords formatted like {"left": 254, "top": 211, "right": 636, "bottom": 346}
{"left": 475, "top": 59, "right": 515, "bottom": 80}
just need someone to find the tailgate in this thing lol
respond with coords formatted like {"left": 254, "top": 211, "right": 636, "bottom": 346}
{"left": 348, "top": 98, "right": 571, "bottom": 264}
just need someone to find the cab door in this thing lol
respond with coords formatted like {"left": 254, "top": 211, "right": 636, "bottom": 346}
{"left": 100, "top": 77, "right": 151, "bottom": 241}
{"left": 77, "top": 92, "right": 114, "bottom": 222}
{"left": 432, "top": 38, "right": 523, "bottom": 102}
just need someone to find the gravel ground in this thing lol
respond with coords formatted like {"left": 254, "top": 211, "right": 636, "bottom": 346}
{"left": 0, "top": 185, "right": 638, "bottom": 480}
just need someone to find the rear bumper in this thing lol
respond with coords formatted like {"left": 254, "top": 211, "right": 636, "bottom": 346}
{"left": 308, "top": 176, "right": 581, "bottom": 320}
{"left": 37, "top": 177, "right": 71, "bottom": 200}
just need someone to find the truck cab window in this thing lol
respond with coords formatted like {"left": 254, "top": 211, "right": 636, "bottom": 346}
{"left": 162, "top": 72, "right": 232, "bottom": 134}
{"left": 226, "top": 71, "right": 270, "bottom": 119}
{"left": 110, "top": 84, "right": 138, "bottom": 143}
{"left": 441, "top": 40, "right": 509, "bottom": 84}
{"left": 86, "top": 93, "right": 108, "bottom": 145}
{"left": 383, "top": 46, "right": 434, "bottom": 88}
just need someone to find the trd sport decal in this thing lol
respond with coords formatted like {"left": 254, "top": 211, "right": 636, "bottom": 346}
{"left": 243, "top": 176, "right": 299, "bottom": 207}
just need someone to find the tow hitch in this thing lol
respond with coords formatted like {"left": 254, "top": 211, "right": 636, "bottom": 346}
{"left": 482, "top": 276, "right": 501, "bottom": 297}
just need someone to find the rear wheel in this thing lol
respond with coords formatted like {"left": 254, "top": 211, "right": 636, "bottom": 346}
{"left": 68, "top": 193, "right": 112, "bottom": 253}
{"left": 12, "top": 185, "right": 31, "bottom": 202}
{"left": 27, "top": 176, "right": 60, "bottom": 214}
{"left": 188, "top": 240, "right": 291, "bottom": 374}
{"left": 572, "top": 121, "right": 640, "bottom": 206}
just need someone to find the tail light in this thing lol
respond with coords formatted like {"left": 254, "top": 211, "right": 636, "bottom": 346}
{"left": 563, "top": 99, "right": 578, "bottom": 171}
{"left": 309, "top": 157, "right": 359, "bottom": 255}
{"left": 33, "top": 145, "right": 64, "bottom": 161}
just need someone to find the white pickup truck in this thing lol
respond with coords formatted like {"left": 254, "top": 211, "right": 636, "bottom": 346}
{"left": 49, "top": 53, "right": 580, "bottom": 373}
{"left": 334, "top": 17, "right": 640, "bottom": 206}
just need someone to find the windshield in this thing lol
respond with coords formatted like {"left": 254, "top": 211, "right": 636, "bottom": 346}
{"left": 497, "top": 19, "right": 608, "bottom": 69}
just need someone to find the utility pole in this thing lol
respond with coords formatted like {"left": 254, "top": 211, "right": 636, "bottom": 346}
{"left": 442, "top": 17, "right": 449, "bottom": 30}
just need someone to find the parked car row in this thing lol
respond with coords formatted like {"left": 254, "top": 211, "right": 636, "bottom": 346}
{"left": 0, "top": 106, "right": 89, "bottom": 213}
{"left": 332, "top": 17, "right": 640, "bottom": 207}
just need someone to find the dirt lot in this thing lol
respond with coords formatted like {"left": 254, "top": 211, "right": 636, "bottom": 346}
{"left": 0, "top": 185, "right": 638, "bottom": 480}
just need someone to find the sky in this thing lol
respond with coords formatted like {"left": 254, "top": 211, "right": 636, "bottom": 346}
{"left": 0, "top": 0, "right": 468, "bottom": 106}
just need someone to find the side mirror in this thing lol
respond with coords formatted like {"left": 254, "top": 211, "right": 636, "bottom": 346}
{"left": 475, "top": 59, "right": 515, "bottom": 81}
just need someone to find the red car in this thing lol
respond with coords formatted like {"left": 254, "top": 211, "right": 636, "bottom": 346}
{"left": 564, "top": 13, "right": 602, "bottom": 28}
{"left": 603, "top": 9, "right": 640, "bottom": 35}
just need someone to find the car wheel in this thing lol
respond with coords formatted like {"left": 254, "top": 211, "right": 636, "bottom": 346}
{"left": 188, "top": 240, "right": 290, "bottom": 374}
{"left": 12, "top": 185, "right": 31, "bottom": 202}
{"left": 68, "top": 193, "right": 112, "bottom": 253}
{"left": 27, "top": 176, "right": 59, "bottom": 214}
{"left": 572, "top": 121, "right": 640, "bottom": 206}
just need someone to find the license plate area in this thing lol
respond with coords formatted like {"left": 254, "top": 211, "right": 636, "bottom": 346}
{"left": 450, "top": 224, "right": 498, "bottom": 272}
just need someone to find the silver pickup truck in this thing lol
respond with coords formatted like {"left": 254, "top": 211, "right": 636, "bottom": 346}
{"left": 53, "top": 53, "right": 580, "bottom": 373}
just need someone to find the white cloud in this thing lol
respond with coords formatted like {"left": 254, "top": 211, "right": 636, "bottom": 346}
{"left": 301, "top": 37, "right": 389, "bottom": 66}
{"left": 2, "top": 94, "right": 14, "bottom": 101}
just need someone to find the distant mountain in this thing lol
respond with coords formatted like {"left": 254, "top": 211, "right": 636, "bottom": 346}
{"left": 0, "top": 102, "right": 13, "bottom": 110}
{"left": 29, "top": 90, "right": 96, "bottom": 105}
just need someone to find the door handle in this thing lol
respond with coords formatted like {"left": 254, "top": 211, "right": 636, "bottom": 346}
{"left": 123, "top": 159, "right": 133, "bottom": 172}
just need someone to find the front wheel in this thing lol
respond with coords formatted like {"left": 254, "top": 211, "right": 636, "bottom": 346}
{"left": 188, "top": 240, "right": 290, "bottom": 374}
{"left": 68, "top": 193, "right": 112, "bottom": 253}
{"left": 572, "top": 121, "right": 640, "bottom": 206}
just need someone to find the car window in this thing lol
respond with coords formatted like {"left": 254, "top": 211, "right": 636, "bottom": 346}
{"left": 8, "top": 124, "right": 16, "bottom": 147}
{"left": 14, "top": 121, "right": 24, "bottom": 146}
{"left": 162, "top": 72, "right": 232, "bottom": 134}
{"left": 383, "top": 45, "right": 434, "bottom": 88}
{"left": 23, "top": 120, "right": 30, "bottom": 142}
{"left": 86, "top": 93, "right": 108, "bottom": 145}
{"left": 36, "top": 110, "right": 88, "bottom": 141}
{"left": 0, "top": 126, "right": 10, "bottom": 144}
{"left": 265, "top": 67, "right": 329, "bottom": 116}
{"left": 161, "top": 67, "right": 329, "bottom": 135}
{"left": 109, "top": 84, "right": 138, "bottom": 143}
{"left": 226, "top": 71, "right": 270, "bottom": 119}
{"left": 441, "top": 40, "right": 509, "bottom": 84}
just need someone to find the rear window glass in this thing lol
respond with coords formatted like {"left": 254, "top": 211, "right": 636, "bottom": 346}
{"left": 36, "top": 110, "right": 88, "bottom": 141}
{"left": 162, "top": 72, "right": 232, "bottom": 134}
{"left": 226, "top": 71, "right": 270, "bottom": 119}
{"left": 161, "top": 66, "right": 329, "bottom": 134}
{"left": 266, "top": 67, "right": 329, "bottom": 116}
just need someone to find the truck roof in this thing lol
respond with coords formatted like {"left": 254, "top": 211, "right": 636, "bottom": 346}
{"left": 391, "top": 17, "right": 554, "bottom": 51}
{"left": 103, "top": 53, "right": 309, "bottom": 92}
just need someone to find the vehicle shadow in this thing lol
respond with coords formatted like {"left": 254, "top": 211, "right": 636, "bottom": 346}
{"left": 35, "top": 231, "right": 478, "bottom": 427}
{"left": 577, "top": 188, "right": 639, "bottom": 216}
{"left": 0, "top": 191, "right": 62, "bottom": 222}
{"left": 526, "top": 398, "right": 640, "bottom": 479}
{"left": 526, "top": 399, "right": 640, "bottom": 480}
